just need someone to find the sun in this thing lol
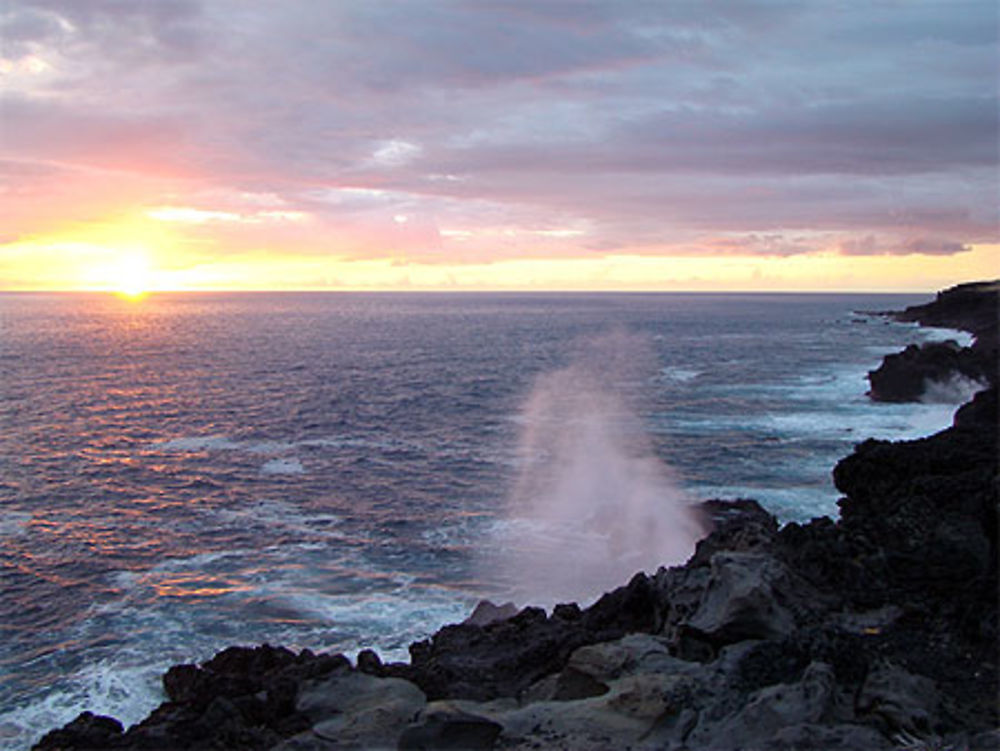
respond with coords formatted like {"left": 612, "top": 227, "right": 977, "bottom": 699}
{"left": 114, "top": 256, "right": 153, "bottom": 299}
{"left": 88, "top": 251, "right": 156, "bottom": 299}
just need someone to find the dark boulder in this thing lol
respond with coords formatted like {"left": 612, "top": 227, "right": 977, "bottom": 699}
{"left": 33, "top": 711, "right": 124, "bottom": 750}
{"left": 399, "top": 705, "right": 502, "bottom": 750}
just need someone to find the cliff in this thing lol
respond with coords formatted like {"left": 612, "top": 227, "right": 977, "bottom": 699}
{"left": 868, "top": 280, "right": 998, "bottom": 402}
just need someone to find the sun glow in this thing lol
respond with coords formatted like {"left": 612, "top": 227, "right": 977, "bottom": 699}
{"left": 110, "top": 255, "right": 154, "bottom": 300}
{"left": 80, "top": 249, "right": 158, "bottom": 298}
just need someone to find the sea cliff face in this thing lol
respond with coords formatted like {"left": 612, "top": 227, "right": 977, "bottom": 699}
{"left": 34, "top": 283, "right": 999, "bottom": 751}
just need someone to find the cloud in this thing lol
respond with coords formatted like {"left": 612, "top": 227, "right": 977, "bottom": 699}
{"left": 1, "top": 0, "right": 997, "bottom": 266}
{"left": 839, "top": 235, "right": 973, "bottom": 257}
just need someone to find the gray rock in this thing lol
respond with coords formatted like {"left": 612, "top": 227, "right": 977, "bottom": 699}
{"left": 771, "top": 722, "right": 892, "bottom": 750}
{"left": 685, "top": 552, "right": 797, "bottom": 644}
{"left": 551, "top": 667, "right": 609, "bottom": 701}
{"left": 290, "top": 671, "right": 426, "bottom": 749}
{"left": 829, "top": 604, "right": 903, "bottom": 635}
{"left": 857, "top": 661, "right": 939, "bottom": 736}
{"left": 567, "top": 633, "right": 699, "bottom": 682}
{"left": 968, "top": 728, "right": 1000, "bottom": 751}
{"left": 684, "top": 661, "right": 846, "bottom": 749}
{"left": 399, "top": 702, "right": 502, "bottom": 749}
{"left": 565, "top": 640, "right": 630, "bottom": 681}
{"left": 296, "top": 671, "right": 424, "bottom": 722}
{"left": 463, "top": 600, "right": 519, "bottom": 627}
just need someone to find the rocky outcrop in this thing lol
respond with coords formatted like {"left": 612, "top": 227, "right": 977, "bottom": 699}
{"left": 867, "top": 339, "right": 989, "bottom": 402}
{"left": 895, "top": 279, "right": 999, "bottom": 344}
{"left": 34, "top": 283, "right": 999, "bottom": 751}
{"left": 868, "top": 279, "right": 998, "bottom": 402}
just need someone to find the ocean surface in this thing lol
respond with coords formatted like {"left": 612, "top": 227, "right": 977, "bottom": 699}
{"left": 0, "top": 291, "right": 979, "bottom": 749}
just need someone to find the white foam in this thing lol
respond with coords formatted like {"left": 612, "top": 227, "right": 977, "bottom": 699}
{"left": 276, "top": 586, "right": 475, "bottom": 661}
{"left": 920, "top": 374, "right": 988, "bottom": 404}
{"left": 151, "top": 435, "right": 240, "bottom": 452}
{"left": 260, "top": 457, "right": 305, "bottom": 475}
{"left": 914, "top": 326, "right": 975, "bottom": 347}
{"left": 150, "top": 549, "right": 248, "bottom": 574}
{"left": 212, "top": 499, "right": 342, "bottom": 539}
{"left": 246, "top": 440, "right": 297, "bottom": 455}
{"left": 0, "top": 511, "right": 32, "bottom": 538}
{"left": 691, "top": 483, "right": 838, "bottom": 524}
{"left": 660, "top": 366, "right": 701, "bottom": 383}
{"left": 151, "top": 435, "right": 298, "bottom": 456}
{"left": 0, "top": 659, "right": 165, "bottom": 751}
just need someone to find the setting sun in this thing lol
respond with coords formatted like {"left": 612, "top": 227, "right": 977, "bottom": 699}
{"left": 109, "top": 254, "right": 154, "bottom": 299}
{"left": 78, "top": 248, "right": 157, "bottom": 296}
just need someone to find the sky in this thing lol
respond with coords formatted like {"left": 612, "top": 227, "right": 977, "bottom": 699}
{"left": 1, "top": 0, "right": 997, "bottom": 292}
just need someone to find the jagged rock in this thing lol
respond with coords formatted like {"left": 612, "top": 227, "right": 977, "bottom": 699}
{"left": 551, "top": 602, "right": 582, "bottom": 621}
{"left": 686, "top": 662, "right": 842, "bottom": 745}
{"left": 895, "top": 279, "right": 999, "bottom": 345}
{"left": 463, "top": 600, "right": 518, "bottom": 626}
{"left": 32, "top": 711, "right": 123, "bottom": 750}
{"left": 399, "top": 703, "right": 503, "bottom": 750}
{"left": 871, "top": 279, "right": 999, "bottom": 403}
{"left": 687, "top": 499, "right": 779, "bottom": 566}
{"left": 834, "top": 396, "right": 998, "bottom": 591}
{"left": 867, "top": 340, "right": 988, "bottom": 402}
{"left": 683, "top": 552, "right": 798, "bottom": 645}
{"left": 856, "top": 661, "right": 940, "bottom": 737}
{"left": 568, "top": 633, "right": 695, "bottom": 682}
{"left": 393, "top": 573, "right": 662, "bottom": 702}
{"left": 356, "top": 648, "right": 383, "bottom": 675}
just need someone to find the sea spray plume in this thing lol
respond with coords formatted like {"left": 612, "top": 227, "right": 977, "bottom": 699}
{"left": 495, "top": 331, "right": 705, "bottom": 607}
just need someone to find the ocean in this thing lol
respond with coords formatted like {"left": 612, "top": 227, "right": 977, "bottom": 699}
{"left": 0, "top": 291, "right": 977, "bottom": 749}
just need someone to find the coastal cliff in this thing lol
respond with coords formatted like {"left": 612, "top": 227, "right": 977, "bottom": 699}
{"left": 868, "top": 280, "right": 998, "bottom": 402}
{"left": 34, "top": 283, "right": 999, "bottom": 750}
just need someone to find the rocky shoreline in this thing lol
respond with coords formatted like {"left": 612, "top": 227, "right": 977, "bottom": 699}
{"left": 34, "top": 282, "right": 999, "bottom": 750}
